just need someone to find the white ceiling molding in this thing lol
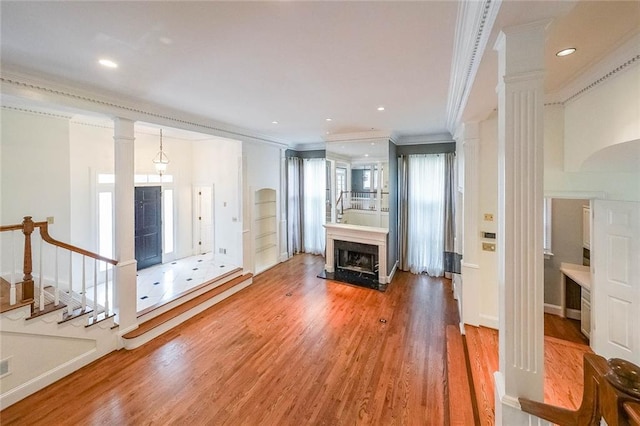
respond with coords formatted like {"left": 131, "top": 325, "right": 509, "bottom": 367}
{"left": 546, "top": 32, "right": 640, "bottom": 106}
{"left": 395, "top": 133, "right": 454, "bottom": 146}
{"left": 1, "top": 104, "right": 73, "bottom": 120}
{"left": 291, "top": 142, "right": 326, "bottom": 152}
{"left": 445, "top": 0, "right": 502, "bottom": 134}
{"left": 0, "top": 70, "right": 290, "bottom": 149}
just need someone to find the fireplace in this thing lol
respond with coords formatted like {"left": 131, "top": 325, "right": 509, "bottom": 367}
{"left": 321, "top": 223, "right": 391, "bottom": 291}
{"left": 334, "top": 240, "right": 380, "bottom": 289}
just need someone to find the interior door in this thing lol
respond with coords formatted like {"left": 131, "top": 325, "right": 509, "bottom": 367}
{"left": 592, "top": 200, "right": 640, "bottom": 364}
{"left": 194, "top": 186, "right": 214, "bottom": 254}
{"left": 135, "top": 186, "right": 162, "bottom": 270}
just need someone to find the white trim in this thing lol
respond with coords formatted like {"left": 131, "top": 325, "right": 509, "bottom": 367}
{"left": 544, "top": 190, "right": 606, "bottom": 200}
{"left": 544, "top": 303, "right": 563, "bottom": 316}
{"left": 566, "top": 308, "right": 581, "bottom": 321}
{"left": 480, "top": 314, "right": 499, "bottom": 329}
{"left": 0, "top": 349, "right": 99, "bottom": 410}
{"left": 387, "top": 260, "right": 399, "bottom": 284}
{"left": 461, "top": 261, "right": 480, "bottom": 269}
{"left": 123, "top": 275, "right": 253, "bottom": 349}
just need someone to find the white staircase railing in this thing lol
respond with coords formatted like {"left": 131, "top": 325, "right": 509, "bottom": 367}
{"left": 1, "top": 216, "right": 117, "bottom": 324}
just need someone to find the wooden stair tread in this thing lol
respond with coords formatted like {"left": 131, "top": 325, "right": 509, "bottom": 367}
{"left": 446, "top": 325, "right": 476, "bottom": 426}
{"left": 123, "top": 273, "right": 252, "bottom": 339}
{"left": 27, "top": 300, "right": 67, "bottom": 319}
{"left": 0, "top": 278, "right": 33, "bottom": 314}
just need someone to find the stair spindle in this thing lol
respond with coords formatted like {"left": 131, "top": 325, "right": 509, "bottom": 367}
{"left": 81, "top": 256, "right": 86, "bottom": 311}
{"left": 68, "top": 251, "right": 73, "bottom": 307}
{"left": 39, "top": 236, "right": 44, "bottom": 311}
{"left": 10, "top": 230, "right": 16, "bottom": 305}
{"left": 104, "top": 264, "right": 110, "bottom": 316}
{"left": 54, "top": 247, "right": 59, "bottom": 306}
{"left": 93, "top": 258, "right": 98, "bottom": 323}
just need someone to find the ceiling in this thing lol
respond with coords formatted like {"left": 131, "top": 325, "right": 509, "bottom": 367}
{"left": 1, "top": 1, "right": 638, "bottom": 145}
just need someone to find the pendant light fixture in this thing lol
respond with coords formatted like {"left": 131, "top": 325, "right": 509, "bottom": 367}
{"left": 152, "top": 129, "right": 170, "bottom": 176}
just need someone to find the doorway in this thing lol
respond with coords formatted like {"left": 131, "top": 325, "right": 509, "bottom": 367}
{"left": 135, "top": 186, "right": 162, "bottom": 270}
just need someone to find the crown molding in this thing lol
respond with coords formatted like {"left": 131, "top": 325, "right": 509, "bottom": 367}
{"left": 324, "top": 130, "right": 392, "bottom": 143}
{"left": 446, "top": 0, "right": 502, "bottom": 135}
{"left": 0, "top": 68, "right": 290, "bottom": 149}
{"left": 292, "top": 141, "right": 326, "bottom": 151}
{"left": 545, "top": 32, "right": 640, "bottom": 105}
{"left": 395, "top": 132, "right": 454, "bottom": 146}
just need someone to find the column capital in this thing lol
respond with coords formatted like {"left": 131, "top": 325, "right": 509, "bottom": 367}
{"left": 453, "top": 121, "right": 480, "bottom": 142}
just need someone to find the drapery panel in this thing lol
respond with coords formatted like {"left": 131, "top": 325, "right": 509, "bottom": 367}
{"left": 287, "top": 156, "right": 325, "bottom": 256}
{"left": 398, "top": 153, "right": 455, "bottom": 277}
{"left": 287, "top": 157, "right": 303, "bottom": 256}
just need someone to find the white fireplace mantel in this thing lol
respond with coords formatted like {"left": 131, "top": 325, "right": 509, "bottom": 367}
{"left": 324, "top": 223, "right": 389, "bottom": 284}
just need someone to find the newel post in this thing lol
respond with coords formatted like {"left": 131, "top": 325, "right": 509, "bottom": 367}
{"left": 21, "top": 216, "right": 35, "bottom": 302}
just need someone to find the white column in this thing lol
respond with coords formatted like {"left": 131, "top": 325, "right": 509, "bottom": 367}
{"left": 493, "top": 21, "right": 549, "bottom": 425}
{"left": 113, "top": 118, "right": 138, "bottom": 334}
{"left": 458, "top": 122, "right": 481, "bottom": 328}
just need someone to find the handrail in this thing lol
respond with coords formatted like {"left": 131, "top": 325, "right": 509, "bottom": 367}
{"left": 519, "top": 353, "right": 640, "bottom": 425}
{"left": 1, "top": 217, "right": 117, "bottom": 266}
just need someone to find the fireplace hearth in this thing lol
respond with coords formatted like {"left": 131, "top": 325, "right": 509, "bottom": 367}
{"left": 333, "top": 240, "right": 381, "bottom": 290}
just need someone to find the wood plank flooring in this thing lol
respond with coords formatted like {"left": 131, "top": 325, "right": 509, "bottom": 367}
{"left": 1, "top": 254, "right": 460, "bottom": 425}
{"left": 466, "top": 323, "right": 593, "bottom": 426}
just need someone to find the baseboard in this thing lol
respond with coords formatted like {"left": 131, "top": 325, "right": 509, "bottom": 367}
{"left": 544, "top": 303, "right": 563, "bottom": 316}
{"left": 0, "top": 348, "right": 101, "bottom": 410}
{"left": 386, "top": 261, "right": 399, "bottom": 284}
{"left": 279, "top": 252, "right": 289, "bottom": 263}
{"left": 479, "top": 314, "right": 499, "bottom": 330}
{"left": 566, "top": 308, "right": 581, "bottom": 321}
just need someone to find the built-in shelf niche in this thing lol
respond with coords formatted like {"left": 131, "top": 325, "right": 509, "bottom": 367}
{"left": 253, "top": 188, "right": 277, "bottom": 274}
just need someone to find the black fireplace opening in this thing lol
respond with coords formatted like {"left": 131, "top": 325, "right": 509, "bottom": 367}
{"left": 334, "top": 240, "right": 380, "bottom": 290}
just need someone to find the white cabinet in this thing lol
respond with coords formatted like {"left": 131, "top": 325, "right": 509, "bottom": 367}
{"left": 582, "top": 205, "right": 591, "bottom": 249}
{"left": 581, "top": 288, "right": 591, "bottom": 338}
{"left": 253, "top": 188, "right": 277, "bottom": 274}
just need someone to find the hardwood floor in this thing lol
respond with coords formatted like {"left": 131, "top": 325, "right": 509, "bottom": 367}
{"left": 465, "top": 321, "right": 593, "bottom": 426}
{"left": 1, "top": 254, "right": 460, "bottom": 425}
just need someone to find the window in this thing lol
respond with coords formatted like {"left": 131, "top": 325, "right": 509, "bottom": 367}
{"left": 543, "top": 198, "right": 553, "bottom": 257}
{"left": 163, "top": 189, "right": 174, "bottom": 254}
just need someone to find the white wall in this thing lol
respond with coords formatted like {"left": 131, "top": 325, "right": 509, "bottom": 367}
{"left": 192, "top": 137, "right": 243, "bottom": 266}
{"left": 1, "top": 110, "right": 71, "bottom": 278}
{"left": 478, "top": 113, "right": 499, "bottom": 327}
{"left": 545, "top": 65, "right": 640, "bottom": 201}
{"left": 242, "top": 141, "right": 283, "bottom": 271}
{"left": 564, "top": 65, "right": 640, "bottom": 172}
{"left": 1, "top": 109, "right": 71, "bottom": 237}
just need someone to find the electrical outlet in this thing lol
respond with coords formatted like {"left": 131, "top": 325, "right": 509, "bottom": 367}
{"left": 484, "top": 213, "right": 494, "bottom": 221}
{"left": 219, "top": 248, "right": 227, "bottom": 254}
{"left": 482, "top": 243, "right": 496, "bottom": 252}
{"left": 46, "top": 216, "right": 54, "bottom": 224}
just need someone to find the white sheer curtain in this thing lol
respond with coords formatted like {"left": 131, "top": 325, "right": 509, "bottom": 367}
{"left": 302, "top": 158, "right": 326, "bottom": 255}
{"left": 406, "top": 154, "right": 445, "bottom": 275}
{"left": 287, "top": 157, "right": 303, "bottom": 256}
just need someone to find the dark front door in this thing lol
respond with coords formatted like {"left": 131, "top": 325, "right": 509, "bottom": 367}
{"left": 135, "top": 186, "right": 162, "bottom": 270}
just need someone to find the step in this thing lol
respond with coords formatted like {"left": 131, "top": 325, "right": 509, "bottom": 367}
{"left": 446, "top": 325, "right": 476, "bottom": 426}
{"left": 122, "top": 273, "right": 253, "bottom": 349}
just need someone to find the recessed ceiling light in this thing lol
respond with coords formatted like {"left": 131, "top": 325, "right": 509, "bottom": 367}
{"left": 326, "top": 118, "right": 332, "bottom": 122}
{"left": 272, "top": 121, "right": 278, "bottom": 124}
{"left": 364, "top": 154, "right": 369, "bottom": 157}
{"left": 370, "top": 142, "right": 375, "bottom": 146}
{"left": 377, "top": 106, "right": 385, "bottom": 111}
{"left": 98, "top": 58, "right": 118, "bottom": 68}
{"left": 556, "top": 48, "right": 576, "bottom": 57}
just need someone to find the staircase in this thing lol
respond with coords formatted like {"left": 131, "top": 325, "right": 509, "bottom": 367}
{"left": 0, "top": 216, "right": 256, "bottom": 409}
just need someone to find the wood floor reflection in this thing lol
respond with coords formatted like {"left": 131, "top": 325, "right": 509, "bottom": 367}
{"left": 1, "top": 254, "right": 460, "bottom": 425}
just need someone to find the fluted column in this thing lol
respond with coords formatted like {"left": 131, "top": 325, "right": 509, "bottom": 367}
{"left": 493, "top": 20, "right": 549, "bottom": 425}
{"left": 113, "top": 117, "right": 138, "bottom": 334}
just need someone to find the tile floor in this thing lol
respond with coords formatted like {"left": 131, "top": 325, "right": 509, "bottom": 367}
{"left": 136, "top": 252, "right": 239, "bottom": 312}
